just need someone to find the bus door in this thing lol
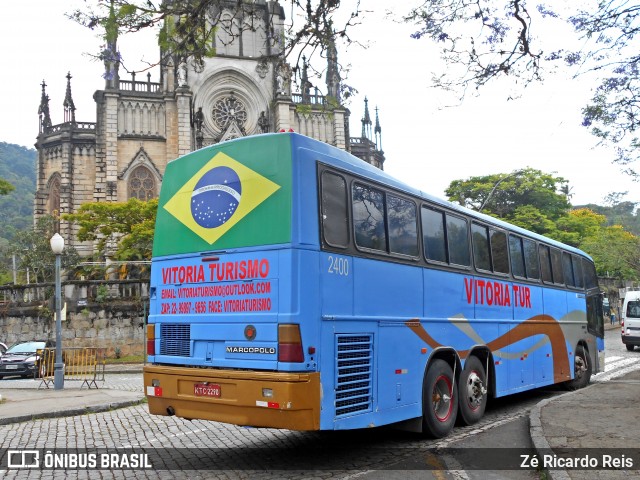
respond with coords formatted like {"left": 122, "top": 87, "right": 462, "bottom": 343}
{"left": 586, "top": 288, "right": 605, "bottom": 373}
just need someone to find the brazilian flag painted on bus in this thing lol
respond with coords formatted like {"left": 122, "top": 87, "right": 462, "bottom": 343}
{"left": 153, "top": 134, "right": 292, "bottom": 257}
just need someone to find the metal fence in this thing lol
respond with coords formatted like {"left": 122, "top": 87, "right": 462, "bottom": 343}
{"left": 37, "top": 347, "right": 106, "bottom": 389}
{"left": 0, "top": 279, "right": 149, "bottom": 308}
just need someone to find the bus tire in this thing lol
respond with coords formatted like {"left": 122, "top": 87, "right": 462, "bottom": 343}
{"left": 422, "top": 359, "right": 457, "bottom": 438}
{"left": 566, "top": 345, "right": 591, "bottom": 390}
{"left": 457, "top": 356, "right": 487, "bottom": 426}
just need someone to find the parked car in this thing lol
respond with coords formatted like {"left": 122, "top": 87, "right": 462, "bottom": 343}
{"left": 622, "top": 291, "right": 640, "bottom": 351}
{"left": 0, "top": 340, "right": 54, "bottom": 379}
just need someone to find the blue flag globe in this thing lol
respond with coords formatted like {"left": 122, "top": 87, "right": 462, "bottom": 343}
{"left": 191, "top": 166, "right": 242, "bottom": 228}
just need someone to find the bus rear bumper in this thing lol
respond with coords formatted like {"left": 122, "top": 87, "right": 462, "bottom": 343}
{"left": 143, "top": 365, "right": 321, "bottom": 431}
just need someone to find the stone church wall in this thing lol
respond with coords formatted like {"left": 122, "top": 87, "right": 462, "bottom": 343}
{"left": 0, "top": 306, "right": 145, "bottom": 358}
{"left": 0, "top": 281, "right": 148, "bottom": 358}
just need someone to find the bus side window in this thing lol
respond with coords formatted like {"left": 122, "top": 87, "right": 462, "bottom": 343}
{"left": 509, "top": 235, "right": 526, "bottom": 278}
{"left": 388, "top": 195, "right": 418, "bottom": 256}
{"left": 321, "top": 171, "right": 349, "bottom": 248}
{"left": 352, "top": 183, "right": 387, "bottom": 251}
{"left": 562, "top": 252, "right": 576, "bottom": 288}
{"left": 446, "top": 214, "right": 470, "bottom": 266}
{"left": 523, "top": 238, "right": 540, "bottom": 280}
{"left": 490, "top": 229, "right": 509, "bottom": 274}
{"left": 573, "top": 256, "right": 584, "bottom": 288}
{"left": 422, "top": 207, "right": 446, "bottom": 263}
{"left": 550, "top": 248, "right": 564, "bottom": 285}
{"left": 582, "top": 258, "right": 598, "bottom": 289}
{"left": 539, "top": 245, "right": 553, "bottom": 284}
{"left": 471, "top": 223, "right": 491, "bottom": 271}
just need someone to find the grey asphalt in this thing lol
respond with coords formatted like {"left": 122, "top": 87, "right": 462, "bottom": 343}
{"left": 1, "top": 338, "right": 638, "bottom": 479}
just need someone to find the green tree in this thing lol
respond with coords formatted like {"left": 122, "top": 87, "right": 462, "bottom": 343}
{"left": 445, "top": 168, "right": 570, "bottom": 228}
{"left": 579, "top": 194, "right": 640, "bottom": 236}
{"left": 63, "top": 198, "right": 157, "bottom": 261}
{"left": 554, "top": 208, "right": 607, "bottom": 247}
{"left": 507, "top": 204, "right": 558, "bottom": 237}
{"left": 0, "top": 178, "right": 12, "bottom": 195}
{"left": 580, "top": 225, "right": 640, "bottom": 280}
{"left": 9, "top": 215, "right": 80, "bottom": 284}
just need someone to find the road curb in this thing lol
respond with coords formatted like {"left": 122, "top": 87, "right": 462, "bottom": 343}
{"left": 0, "top": 397, "right": 146, "bottom": 426}
{"left": 529, "top": 387, "right": 586, "bottom": 480}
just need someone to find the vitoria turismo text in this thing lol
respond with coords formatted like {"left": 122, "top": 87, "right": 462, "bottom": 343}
{"left": 161, "top": 258, "right": 270, "bottom": 284}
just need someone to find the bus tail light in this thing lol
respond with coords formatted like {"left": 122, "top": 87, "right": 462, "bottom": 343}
{"left": 147, "top": 324, "right": 155, "bottom": 356}
{"left": 278, "top": 324, "right": 304, "bottom": 362}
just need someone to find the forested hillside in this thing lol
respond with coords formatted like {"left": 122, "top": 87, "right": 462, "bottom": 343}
{"left": 0, "top": 142, "right": 36, "bottom": 244}
{"left": 579, "top": 202, "right": 640, "bottom": 237}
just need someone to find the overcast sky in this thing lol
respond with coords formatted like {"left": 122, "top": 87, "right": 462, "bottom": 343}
{"left": 2, "top": 0, "right": 637, "bottom": 208}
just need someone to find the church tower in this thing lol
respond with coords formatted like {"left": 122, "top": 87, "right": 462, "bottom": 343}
{"left": 34, "top": 0, "right": 384, "bottom": 255}
{"left": 349, "top": 97, "right": 385, "bottom": 170}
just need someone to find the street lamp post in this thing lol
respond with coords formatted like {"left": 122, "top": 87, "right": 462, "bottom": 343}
{"left": 50, "top": 233, "right": 65, "bottom": 390}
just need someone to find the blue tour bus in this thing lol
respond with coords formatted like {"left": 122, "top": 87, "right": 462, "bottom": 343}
{"left": 143, "top": 132, "right": 604, "bottom": 437}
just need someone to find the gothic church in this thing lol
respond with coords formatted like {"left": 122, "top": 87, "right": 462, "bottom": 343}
{"left": 34, "top": 1, "right": 384, "bottom": 255}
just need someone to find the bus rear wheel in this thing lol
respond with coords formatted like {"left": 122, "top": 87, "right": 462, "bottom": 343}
{"left": 422, "top": 359, "right": 457, "bottom": 438}
{"left": 457, "top": 356, "right": 487, "bottom": 426}
{"left": 566, "top": 345, "right": 591, "bottom": 390}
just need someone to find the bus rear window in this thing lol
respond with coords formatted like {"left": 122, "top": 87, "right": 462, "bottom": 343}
{"left": 627, "top": 301, "right": 640, "bottom": 318}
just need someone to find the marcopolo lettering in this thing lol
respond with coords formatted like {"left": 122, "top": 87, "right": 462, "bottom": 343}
{"left": 225, "top": 346, "right": 276, "bottom": 354}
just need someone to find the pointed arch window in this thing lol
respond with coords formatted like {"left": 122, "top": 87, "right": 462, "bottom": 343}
{"left": 48, "top": 174, "right": 61, "bottom": 231}
{"left": 128, "top": 165, "right": 156, "bottom": 200}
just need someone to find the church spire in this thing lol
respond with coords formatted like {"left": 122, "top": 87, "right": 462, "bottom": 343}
{"left": 325, "top": 22, "right": 341, "bottom": 103}
{"left": 63, "top": 72, "right": 76, "bottom": 123}
{"left": 374, "top": 106, "right": 382, "bottom": 151}
{"left": 103, "top": 0, "right": 120, "bottom": 89}
{"left": 361, "top": 97, "right": 372, "bottom": 140}
{"left": 301, "top": 56, "right": 311, "bottom": 103}
{"left": 38, "top": 80, "right": 52, "bottom": 133}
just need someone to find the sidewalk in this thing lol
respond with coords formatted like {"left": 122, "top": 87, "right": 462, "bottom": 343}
{"left": 0, "top": 363, "right": 145, "bottom": 426}
{"left": 530, "top": 368, "right": 640, "bottom": 480}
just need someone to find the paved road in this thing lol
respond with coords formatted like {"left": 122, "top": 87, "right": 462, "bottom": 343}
{"left": 1, "top": 327, "right": 636, "bottom": 479}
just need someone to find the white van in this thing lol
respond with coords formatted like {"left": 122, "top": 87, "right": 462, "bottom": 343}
{"left": 622, "top": 291, "right": 640, "bottom": 351}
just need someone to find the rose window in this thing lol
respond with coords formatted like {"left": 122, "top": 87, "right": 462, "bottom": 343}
{"left": 212, "top": 94, "right": 247, "bottom": 130}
